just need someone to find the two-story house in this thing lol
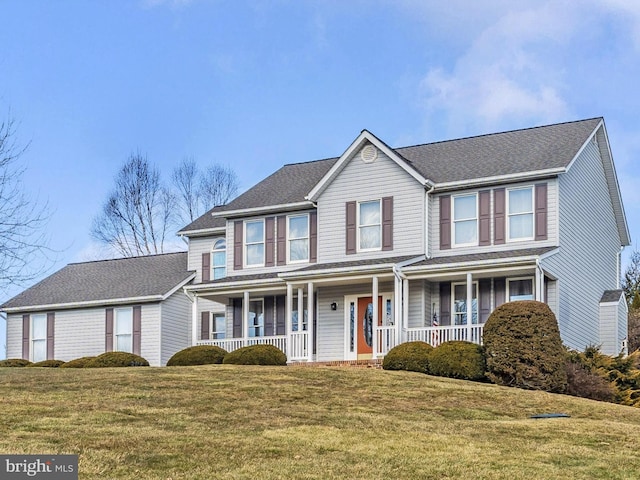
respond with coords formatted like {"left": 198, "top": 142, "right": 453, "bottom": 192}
{"left": 2, "top": 117, "right": 630, "bottom": 365}
{"left": 179, "top": 117, "right": 630, "bottom": 361}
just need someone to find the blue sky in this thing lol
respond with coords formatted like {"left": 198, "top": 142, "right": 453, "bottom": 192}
{"left": 1, "top": 0, "right": 640, "bottom": 358}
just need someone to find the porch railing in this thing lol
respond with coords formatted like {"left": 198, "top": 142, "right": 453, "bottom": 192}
{"left": 376, "top": 325, "right": 396, "bottom": 356}
{"left": 405, "top": 324, "right": 484, "bottom": 347}
{"left": 197, "top": 334, "right": 308, "bottom": 361}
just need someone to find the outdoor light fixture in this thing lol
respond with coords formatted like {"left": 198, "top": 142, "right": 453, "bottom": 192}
{"left": 330, "top": 302, "right": 337, "bottom": 311}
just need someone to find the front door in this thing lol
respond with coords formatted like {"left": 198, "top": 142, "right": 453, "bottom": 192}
{"left": 356, "top": 296, "right": 383, "bottom": 358}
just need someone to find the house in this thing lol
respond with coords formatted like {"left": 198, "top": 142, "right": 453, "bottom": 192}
{"left": 2, "top": 117, "right": 630, "bottom": 365}
{"left": 2, "top": 252, "right": 194, "bottom": 366}
{"left": 178, "top": 117, "right": 630, "bottom": 360}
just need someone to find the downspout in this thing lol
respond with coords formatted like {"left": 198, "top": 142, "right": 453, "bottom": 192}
{"left": 425, "top": 183, "right": 435, "bottom": 259}
{"left": 393, "top": 265, "right": 408, "bottom": 344}
{"left": 535, "top": 258, "right": 543, "bottom": 302}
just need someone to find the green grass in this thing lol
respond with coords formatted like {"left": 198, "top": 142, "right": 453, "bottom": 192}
{"left": 1, "top": 365, "right": 640, "bottom": 479}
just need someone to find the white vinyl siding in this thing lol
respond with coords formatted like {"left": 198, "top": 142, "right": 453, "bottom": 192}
{"left": 188, "top": 236, "right": 225, "bottom": 283}
{"left": 317, "top": 145, "right": 425, "bottom": 262}
{"left": 540, "top": 133, "right": 622, "bottom": 352}
{"left": 160, "top": 290, "right": 192, "bottom": 366}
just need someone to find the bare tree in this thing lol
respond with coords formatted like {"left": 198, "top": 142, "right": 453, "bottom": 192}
{"left": 172, "top": 159, "right": 239, "bottom": 227}
{"left": 0, "top": 116, "right": 50, "bottom": 289}
{"left": 91, "top": 153, "right": 176, "bottom": 257}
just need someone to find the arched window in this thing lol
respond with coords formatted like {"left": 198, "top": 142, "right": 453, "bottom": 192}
{"left": 212, "top": 239, "right": 226, "bottom": 280}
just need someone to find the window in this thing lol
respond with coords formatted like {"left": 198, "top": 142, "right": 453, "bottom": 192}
{"left": 212, "top": 239, "right": 226, "bottom": 279}
{"left": 212, "top": 313, "right": 226, "bottom": 339}
{"left": 453, "top": 194, "right": 477, "bottom": 246}
{"left": 245, "top": 220, "right": 265, "bottom": 267}
{"left": 452, "top": 283, "right": 478, "bottom": 325}
{"left": 508, "top": 278, "right": 534, "bottom": 301}
{"left": 508, "top": 187, "right": 534, "bottom": 241}
{"left": 288, "top": 214, "right": 309, "bottom": 263}
{"left": 115, "top": 307, "right": 133, "bottom": 352}
{"left": 292, "top": 296, "right": 308, "bottom": 332}
{"left": 249, "top": 300, "right": 264, "bottom": 337}
{"left": 31, "top": 314, "right": 47, "bottom": 363}
{"left": 358, "top": 200, "right": 381, "bottom": 250}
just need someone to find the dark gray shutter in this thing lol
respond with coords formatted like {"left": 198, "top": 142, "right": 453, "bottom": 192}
{"left": 275, "top": 295, "right": 286, "bottom": 335}
{"left": 46, "top": 313, "right": 55, "bottom": 360}
{"left": 201, "top": 311, "right": 210, "bottom": 340}
{"left": 277, "top": 216, "right": 287, "bottom": 265}
{"left": 265, "top": 217, "right": 275, "bottom": 267}
{"left": 105, "top": 308, "right": 114, "bottom": 352}
{"left": 439, "top": 282, "right": 451, "bottom": 326}
{"left": 439, "top": 196, "right": 451, "bottom": 250}
{"left": 479, "top": 280, "right": 491, "bottom": 324}
{"left": 494, "top": 278, "right": 506, "bottom": 308}
{"left": 309, "top": 211, "right": 318, "bottom": 263}
{"left": 535, "top": 183, "right": 548, "bottom": 241}
{"left": 232, "top": 298, "right": 243, "bottom": 338}
{"left": 264, "top": 296, "right": 275, "bottom": 337}
{"left": 234, "top": 221, "right": 243, "bottom": 270}
{"left": 346, "top": 201, "right": 357, "bottom": 254}
{"left": 133, "top": 306, "right": 142, "bottom": 355}
{"left": 382, "top": 196, "right": 393, "bottom": 251}
{"left": 22, "top": 314, "right": 30, "bottom": 360}
{"left": 202, "top": 252, "right": 211, "bottom": 282}
{"left": 494, "top": 188, "right": 505, "bottom": 245}
{"left": 479, "top": 190, "right": 491, "bottom": 246}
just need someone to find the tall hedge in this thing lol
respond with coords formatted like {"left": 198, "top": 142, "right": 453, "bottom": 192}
{"left": 483, "top": 300, "right": 567, "bottom": 392}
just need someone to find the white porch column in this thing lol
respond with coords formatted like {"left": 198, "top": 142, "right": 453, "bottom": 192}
{"left": 466, "top": 272, "right": 473, "bottom": 341}
{"left": 403, "top": 278, "right": 409, "bottom": 332}
{"left": 535, "top": 266, "right": 542, "bottom": 301}
{"left": 191, "top": 294, "right": 199, "bottom": 346}
{"left": 297, "top": 287, "right": 304, "bottom": 331}
{"left": 372, "top": 276, "right": 379, "bottom": 358}
{"left": 307, "top": 282, "right": 314, "bottom": 362}
{"left": 394, "top": 273, "right": 403, "bottom": 343}
{"left": 286, "top": 283, "right": 293, "bottom": 357}
{"left": 243, "top": 291, "right": 250, "bottom": 347}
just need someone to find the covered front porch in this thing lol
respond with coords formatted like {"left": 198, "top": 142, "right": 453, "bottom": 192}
{"left": 186, "top": 249, "right": 556, "bottom": 362}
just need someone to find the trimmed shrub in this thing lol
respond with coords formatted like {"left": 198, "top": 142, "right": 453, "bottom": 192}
{"left": 483, "top": 301, "right": 567, "bottom": 392}
{"left": 565, "top": 361, "right": 616, "bottom": 402}
{"left": 167, "top": 345, "right": 227, "bottom": 366}
{"left": 428, "top": 341, "right": 486, "bottom": 381}
{"left": 222, "top": 344, "right": 287, "bottom": 366}
{"left": 59, "top": 356, "right": 97, "bottom": 368}
{"left": 84, "top": 352, "right": 149, "bottom": 368}
{"left": 27, "top": 360, "right": 65, "bottom": 368}
{"left": 382, "top": 341, "right": 432, "bottom": 374}
{"left": 0, "top": 358, "right": 32, "bottom": 367}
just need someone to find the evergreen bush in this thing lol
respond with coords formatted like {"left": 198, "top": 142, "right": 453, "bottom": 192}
{"left": 27, "top": 360, "right": 65, "bottom": 368}
{"left": 167, "top": 345, "right": 227, "bottom": 366}
{"left": 59, "top": 356, "right": 97, "bottom": 368}
{"left": 428, "top": 341, "right": 485, "bottom": 381}
{"left": 222, "top": 344, "right": 287, "bottom": 366}
{"left": 382, "top": 341, "right": 432, "bottom": 374}
{"left": 84, "top": 352, "right": 149, "bottom": 368}
{"left": 483, "top": 300, "right": 567, "bottom": 392}
{"left": 0, "top": 358, "right": 32, "bottom": 367}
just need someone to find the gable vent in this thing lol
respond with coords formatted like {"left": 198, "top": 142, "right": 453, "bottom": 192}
{"left": 360, "top": 145, "right": 378, "bottom": 164}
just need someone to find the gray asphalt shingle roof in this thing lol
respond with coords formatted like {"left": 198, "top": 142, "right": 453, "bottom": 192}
{"left": 405, "top": 247, "right": 558, "bottom": 268}
{"left": 181, "top": 118, "right": 601, "bottom": 233}
{"left": 1, "top": 252, "right": 193, "bottom": 311}
{"left": 600, "top": 290, "right": 624, "bottom": 303}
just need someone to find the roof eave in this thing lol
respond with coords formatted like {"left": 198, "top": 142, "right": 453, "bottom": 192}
{"left": 211, "top": 201, "right": 315, "bottom": 219}
{"left": 1, "top": 295, "right": 165, "bottom": 314}
{"left": 433, "top": 168, "right": 565, "bottom": 192}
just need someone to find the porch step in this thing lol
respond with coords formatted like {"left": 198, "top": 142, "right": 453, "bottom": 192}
{"left": 289, "top": 359, "right": 383, "bottom": 369}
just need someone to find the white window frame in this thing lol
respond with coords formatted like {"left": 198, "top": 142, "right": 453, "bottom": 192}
{"left": 31, "top": 313, "right": 47, "bottom": 363}
{"left": 244, "top": 219, "right": 265, "bottom": 268}
{"left": 212, "top": 238, "right": 227, "bottom": 280}
{"left": 451, "top": 282, "right": 478, "bottom": 325}
{"left": 506, "top": 186, "right": 535, "bottom": 242}
{"left": 287, "top": 214, "right": 310, "bottom": 264}
{"left": 357, "top": 199, "right": 382, "bottom": 252}
{"left": 507, "top": 277, "right": 535, "bottom": 302}
{"left": 212, "top": 312, "right": 226, "bottom": 340}
{"left": 249, "top": 299, "right": 265, "bottom": 338}
{"left": 451, "top": 193, "right": 478, "bottom": 247}
{"left": 114, "top": 307, "right": 133, "bottom": 353}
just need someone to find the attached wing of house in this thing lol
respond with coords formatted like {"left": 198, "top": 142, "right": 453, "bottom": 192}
{"left": 2, "top": 252, "right": 195, "bottom": 366}
{"left": 180, "top": 117, "right": 630, "bottom": 361}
